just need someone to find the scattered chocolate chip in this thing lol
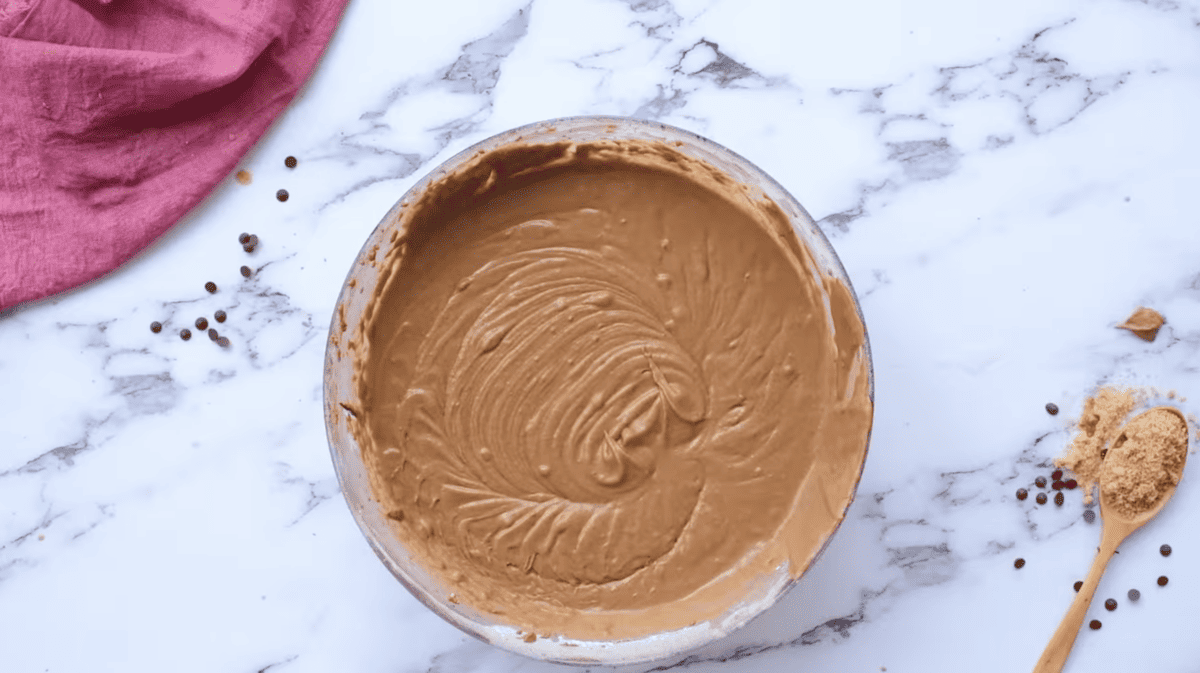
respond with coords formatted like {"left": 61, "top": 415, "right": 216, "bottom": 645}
{"left": 1089, "top": 620, "right": 1101, "bottom": 630}
{"left": 240, "top": 265, "right": 252, "bottom": 278}
{"left": 1036, "top": 493, "right": 1048, "bottom": 505}
{"left": 1128, "top": 589, "right": 1140, "bottom": 601}
{"left": 285, "top": 156, "right": 297, "bottom": 169}
{"left": 217, "top": 336, "right": 231, "bottom": 348}
{"left": 1065, "top": 479, "right": 1078, "bottom": 489}
{"left": 1158, "top": 575, "right": 1169, "bottom": 587}
{"left": 1055, "top": 491, "right": 1065, "bottom": 507}
{"left": 208, "top": 328, "right": 218, "bottom": 341}
{"left": 1046, "top": 402, "right": 1059, "bottom": 415}
{"left": 1052, "top": 480, "right": 1065, "bottom": 490}
{"left": 276, "top": 189, "right": 289, "bottom": 202}
{"left": 205, "top": 281, "right": 218, "bottom": 294}
{"left": 1052, "top": 469, "right": 1063, "bottom": 481}
{"left": 180, "top": 328, "right": 192, "bottom": 341}
{"left": 214, "top": 310, "right": 227, "bottom": 323}
{"left": 1016, "top": 488, "right": 1028, "bottom": 501}
{"left": 1105, "top": 598, "right": 1117, "bottom": 611}
{"left": 239, "top": 232, "right": 251, "bottom": 245}
{"left": 243, "top": 234, "right": 259, "bottom": 253}
{"left": 1014, "top": 558, "right": 1026, "bottom": 569}
{"left": 1036, "top": 476, "right": 1047, "bottom": 488}
{"left": 150, "top": 321, "right": 162, "bottom": 333}
{"left": 1074, "top": 581, "right": 1083, "bottom": 592}
{"left": 1083, "top": 510, "right": 1096, "bottom": 523}
{"left": 1161, "top": 544, "right": 1172, "bottom": 557}
{"left": 195, "top": 317, "right": 208, "bottom": 330}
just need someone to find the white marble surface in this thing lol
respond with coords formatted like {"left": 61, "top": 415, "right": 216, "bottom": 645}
{"left": 4, "top": 0, "right": 1200, "bottom": 670}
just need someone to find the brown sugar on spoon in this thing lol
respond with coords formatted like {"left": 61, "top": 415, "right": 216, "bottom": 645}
{"left": 1099, "top": 408, "right": 1187, "bottom": 518}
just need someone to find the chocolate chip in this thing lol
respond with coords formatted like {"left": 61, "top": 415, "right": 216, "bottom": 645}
{"left": 208, "top": 328, "right": 218, "bottom": 341}
{"left": 1036, "top": 476, "right": 1047, "bottom": 488}
{"left": 150, "top": 321, "right": 162, "bottom": 333}
{"left": 1014, "top": 558, "right": 1026, "bottom": 569}
{"left": 1083, "top": 510, "right": 1096, "bottom": 523}
{"left": 1016, "top": 488, "right": 1028, "bottom": 501}
{"left": 285, "top": 156, "right": 297, "bottom": 169}
{"left": 1089, "top": 620, "right": 1101, "bottom": 630}
{"left": 1052, "top": 480, "right": 1065, "bottom": 490}
{"left": 240, "top": 265, "right": 252, "bottom": 278}
{"left": 180, "top": 328, "right": 192, "bottom": 341}
{"left": 1158, "top": 575, "right": 1169, "bottom": 586}
{"left": 243, "top": 234, "right": 258, "bottom": 253}
{"left": 1036, "top": 493, "right": 1048, "bottom": 505}
{"left": 1105, "top": 598, "right": 1117, "bottom": 611}
{"left": 1065, "top": 479, "right": 1078, "bottom": 489}
{"left": 1055, "top": 491, "right": 1065, "bottom": 507}
{"left": 1128, "top": 589, "right": 1140, "bottom": 601}
{"left": 1074, "top": 581, "right": 1083, "bottom": 592}
{"left": 195, "top": 317, "right": 208, "bottom": 330}
{"left": 1046, "top": 402, "right": 1059, "bottom": 415}
{"left": 217, "top": 336, "right": 231, "bottom": 348}
{"left": 276, "top": 189, "right": 289, "bottom": 202}
{"left": 205, "top": 281, "right": 217, "bottom": 294}
{"left": 1052, "top": 469, "right": 1063, "bottom": 481}
{"left": 1161, "top": 544, "right": 1172, "bottom": 557}
{"left": 238, "top": 232, "right": 251, "bottom": 245}
{"left": 214, "top": 310, "right": 227, "bottom": 323}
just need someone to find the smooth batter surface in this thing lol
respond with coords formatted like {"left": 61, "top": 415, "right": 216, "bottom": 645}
{"left": 349, "top": 139, "right": 872, "bottom": 641}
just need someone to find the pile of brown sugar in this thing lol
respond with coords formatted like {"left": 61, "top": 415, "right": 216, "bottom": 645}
{"left": 1056, "top": 387, "right": 1188, "bottom": 518}
{"left": 1100, "top": 408, "right": 1187, "bottom": 517}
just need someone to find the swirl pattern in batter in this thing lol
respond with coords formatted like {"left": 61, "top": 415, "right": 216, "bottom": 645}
{"left": 352, "top": 139, "right": 872, "bottom": 640}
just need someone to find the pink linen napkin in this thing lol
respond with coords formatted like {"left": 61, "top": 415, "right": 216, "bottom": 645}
{"left": 0, "top": 0, "right": 350, "bottom": 311}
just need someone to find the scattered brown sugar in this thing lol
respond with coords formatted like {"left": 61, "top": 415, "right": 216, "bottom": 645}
{"left": 235, "top": 169, "right": 252, "bottom": 185}
{"left": 1099, "top": 408, "right": 1187, "bottom": 518}
{"left": 1055, "top": 388, "right": 1140, "bottom": 504}
{"left": 1116, "top": 306, "right": 1164, "bottom": 342}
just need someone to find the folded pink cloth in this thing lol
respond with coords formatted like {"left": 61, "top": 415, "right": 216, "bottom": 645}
{"left": 0, "top": 0, "right": 350, "bottom": 311}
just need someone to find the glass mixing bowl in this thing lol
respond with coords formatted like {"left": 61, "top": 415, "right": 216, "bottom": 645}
{"left": 323, "top": 116, "right": 873, "bottom": 666}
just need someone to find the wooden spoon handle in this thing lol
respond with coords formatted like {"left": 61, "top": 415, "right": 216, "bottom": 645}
{"left": 1031, "top": 530, "right": 1123, "bottom": 673}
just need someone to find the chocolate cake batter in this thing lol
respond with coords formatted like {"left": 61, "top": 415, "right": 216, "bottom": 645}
{"left": 348, "top": 138, "right": 872, "bottom": 641}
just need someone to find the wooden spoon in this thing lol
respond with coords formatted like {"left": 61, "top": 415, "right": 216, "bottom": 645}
{"left": 1032, "top": 406, "right": 1189, "bottom": 673}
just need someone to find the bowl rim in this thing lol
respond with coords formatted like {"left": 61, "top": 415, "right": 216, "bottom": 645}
{"left": 323, "top": 114, "right": 875, "bottom": 666}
